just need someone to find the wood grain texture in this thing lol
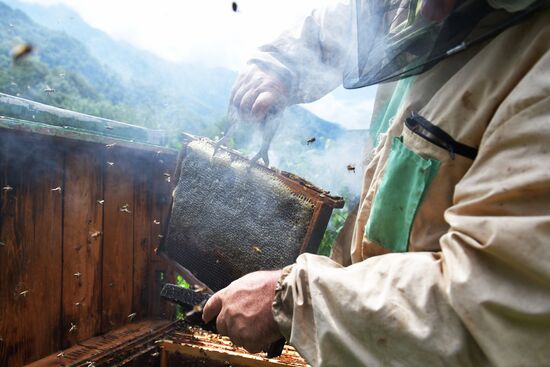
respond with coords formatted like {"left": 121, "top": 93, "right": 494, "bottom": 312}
{"left": 27, "top": 319, "right": 173, "bottom": 367}
{"left": 102, "top": 147, "right": 134, "bottom": 333}
{"left": 0, "top": 135, "right": 63, "bottom": 366}
{"left": 150, "top": 153, "right": 177, "bottom": 318}
{"left": 61, "top": 145, "right": 104, "bottom": 347}
{"left": 132, "top": 154, "right": 153, "bottom": 321}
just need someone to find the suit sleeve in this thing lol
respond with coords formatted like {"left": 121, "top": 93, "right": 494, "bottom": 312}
{"left": 272, "top": 90, "right": 550, "bottom": 366}
{"left": 248, "top": 1, "right": 352, "bottom": 105}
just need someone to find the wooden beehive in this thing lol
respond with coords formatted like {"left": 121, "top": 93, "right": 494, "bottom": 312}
{"left": 0, "top": 93, "right": 330, "bottom": 366}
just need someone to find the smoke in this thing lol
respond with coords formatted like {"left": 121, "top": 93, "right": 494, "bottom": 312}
{"left": 228, "top": 0, "right": 374, "bottom": 202}
{"left": 230, "top": 104, "right": 369, "bottom": 203}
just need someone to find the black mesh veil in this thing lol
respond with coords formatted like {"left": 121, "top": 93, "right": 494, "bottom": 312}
{"left": 343, "top": 0, "right": 549, "bottom": 88}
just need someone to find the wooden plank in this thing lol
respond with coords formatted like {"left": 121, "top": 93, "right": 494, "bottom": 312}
{"left": 301, "top": 204, "right": 335, "bottom": 255}
{"left": 161, "top": 341, "right": 303, "bottom": 367}
{"left": 61, "top": 145, "right": 104, "bottom": 348}
{"left": 27, "top": 319, "right": 174, "bottom": 367}
{"left": 149, "top": 153, "right": 177, "bottom": 318}
{"left": 102, "top": 148, "right": 134, "bottom": 332}
{"left": 0, "top": 134, "right": 63, "bottom": 366}
{"left": 132, "top": 154, "right": 153, "bottom": 321}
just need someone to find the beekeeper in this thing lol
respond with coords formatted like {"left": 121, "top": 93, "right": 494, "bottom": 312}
{"left": 203, "top": 0, "right": 550, "bottom": 365}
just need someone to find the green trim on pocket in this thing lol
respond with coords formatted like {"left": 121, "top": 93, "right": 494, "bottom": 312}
{"left": 365, "top": 137, "right": 440, "bottom": 252}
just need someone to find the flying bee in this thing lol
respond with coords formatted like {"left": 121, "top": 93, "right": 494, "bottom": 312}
{"left": 69, "top": 322, "right": 77, "bottom": 333}
{"left": 107, "top": 161, "right": 115, "bottom": 166}
{"left": 127, "top": 312, "right": 137, "bottom": 321}
{"left": 346, "top": 164, "right": 356, "bottom": 173}
{"left": 120, "top": 203, "right": 131, "bottom": 213}
{"left": 232, "top": 1, "right": 238, "bottom": 12}
{"left": 193, "top": 285, "right": 209, "bottom": 294}
{"left": 73, "top": 272, "right": 81, "bottom": 278}
{"left": 97, "top": 199, "right": 104, "bottom": 205}
{"left": 91, "top": 231, "right": 102, "bottom": 238}
{"left": 19, "top": 290, "right": 30, "bottom": 297}
{"left": 186, "top": 304, "right": 203, "bottom": 317}
{"left": 11, "top": 43, "right": 33, "bottom": 62}
{"left": 105, "top": 143, "right": 116, "bottom": 148}
{"left": 306, "top": 137, "right": 316, "bottom": 145}
{"left": 51, "top": 186, "right": 62, "bottom": 192}
{"left": 0, "top": 241, "right": 5, "bottom": 247}
{"left": 2, "top": 185, "right": 13, "bottom": 192}
{"left": 153, "top": 219, "right": 160, "bottom": 225}
{"left": 252, "top": 245, "right": 262, "bottom": 254}
{"left": 43, "top": 86, "right": 55, "bottom": 94}
{"left": 105, "top": 125, "right": 113, "bottom": 130}
{"left": 56, "top": 351, "right": 65, "bottom": 359}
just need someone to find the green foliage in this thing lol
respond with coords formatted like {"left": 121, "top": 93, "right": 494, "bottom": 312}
{"left": 176, "top": 274, "right": 190, "bottom": 289}
{"left": 175, "top": 274, "right": 190, "bottom": 320}
{"left": 317, "top": 190, "right": 354, "bottom": 257}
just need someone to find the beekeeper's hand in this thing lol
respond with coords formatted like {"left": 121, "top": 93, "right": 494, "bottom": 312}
{"left": 203, "top": 269, "right": 283, "bottom": 353}
{"left": 229, "top": 63, "right": 289, "bottom": 123}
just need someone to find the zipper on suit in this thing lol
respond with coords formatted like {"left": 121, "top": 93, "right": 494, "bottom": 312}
{"left": 405, "top": 112, "right": 478, "bottom": 160}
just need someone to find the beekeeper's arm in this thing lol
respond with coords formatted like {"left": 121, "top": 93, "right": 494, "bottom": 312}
{"left": 230, "top": 1, "right": 351, "bottom": 122}
{"left": 272, "top": 96, "right": 550, "bottom": 365}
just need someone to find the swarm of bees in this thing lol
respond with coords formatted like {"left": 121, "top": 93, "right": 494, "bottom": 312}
{"left": 347, "top": 164, "right": 356, "bottom": 173}
{"left": 11, "top": 43, "right": 33, "bottom": 63}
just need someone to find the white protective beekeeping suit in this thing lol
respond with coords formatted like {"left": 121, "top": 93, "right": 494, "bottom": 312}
{"left": 242, "top": 1, "right": 550, "bottom": 366}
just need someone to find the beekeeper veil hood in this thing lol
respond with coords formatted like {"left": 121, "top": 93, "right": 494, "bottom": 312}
{"left": 343, "top": 0, "right": 548, "bottom": 88}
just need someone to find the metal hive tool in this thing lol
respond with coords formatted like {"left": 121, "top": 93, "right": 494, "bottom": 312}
{"left": 161, "top": 137, "right": 339, "bottom": 292}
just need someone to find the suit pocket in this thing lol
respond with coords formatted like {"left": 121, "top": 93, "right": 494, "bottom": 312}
{"left": 364, "top": 136, "right": 440, "bottom": 252}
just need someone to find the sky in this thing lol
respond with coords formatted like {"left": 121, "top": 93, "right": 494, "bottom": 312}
{"left": 18, "top": 0, "right": 377, "bottom": 130}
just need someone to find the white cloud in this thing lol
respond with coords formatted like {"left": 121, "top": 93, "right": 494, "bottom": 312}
{"left": 18, "top": 0, "right": 336, "bottom": 69}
